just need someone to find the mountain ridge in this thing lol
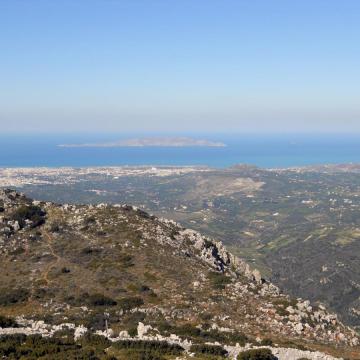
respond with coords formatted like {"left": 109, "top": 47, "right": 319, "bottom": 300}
{"left": 0, "top": 189, "right": 359, "bottom": 359}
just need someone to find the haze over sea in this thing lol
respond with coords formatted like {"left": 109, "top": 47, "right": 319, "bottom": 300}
{"left": 1, "top": 134, "right": 360, "bottom": 169}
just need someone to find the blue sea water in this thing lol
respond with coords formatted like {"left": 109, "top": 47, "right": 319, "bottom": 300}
{"left": 0, "top": 134, "right": 360, "bottom": 168}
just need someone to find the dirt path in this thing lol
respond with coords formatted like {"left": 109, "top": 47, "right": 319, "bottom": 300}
{"left": 28, "top": 230, "right": 62, "bottom": 302}
{"left": 41, "top": 230, "right": 61, "bottom": 285}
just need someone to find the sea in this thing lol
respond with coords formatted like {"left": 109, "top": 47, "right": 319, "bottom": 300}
{"left": 0, "top": 133, "right": 360, "bottom": 169}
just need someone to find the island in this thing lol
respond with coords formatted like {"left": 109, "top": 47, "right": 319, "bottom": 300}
{"left": 58, "top": 136, "right": 226, "bottom": 148}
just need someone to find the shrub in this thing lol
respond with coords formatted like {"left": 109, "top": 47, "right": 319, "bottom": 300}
{"left": 52, "top": 328, "right": 75, "bottom": 341}
{"left": 139, "top": 285, "right": 151, "bottom": 293}
{"left": 118, "top": 253, "right": 134, "bottom": 268}
{"left": 170, "top": 323, "right": 201, "bottom": 338}
{"left": 0, "top": 288, "right": 29, "bottom": 306}
{"left": 82, "top": 247, "right": 102, "bottom": 255}
{"left": 113, "top": 339, "right": 184, "bottom": 355}
{"left": 0, "top": 333, "right": 81, "bottom": 359}
{"left": 275, "top": 306, "right": 290, "bottom": 317}
{"left": 11, "top": 205, "right": 45, "bottom": 228}
{"left": 79, "top": 333, "right": 112, "bottom": 348}
{"left": 273, "top": 298, "right": 297, "bottom": 316}
{"left": 237, "top": 348, "right": 277, "bottom": 360}
{"left": 144, "top": 271, "right": 157, "bottom": 281}
{"left": 118, "top": 296, "right": 144, "bottom": 311}
{"left": 208, "top": 271, "right": 231, "bottom": 290}
{"left": 0, "top": 334, "right": 26, "bottom": 357}
{"left": 190, "top": 344, "right": 228, "bottom": 356}
{"left": 260, "top": 338, "right": 273, "bottom": 346}
{"left": 0, "top": 333, "right": 118, "bottom": 359}
{"left": 0, "top": 315, "right": 18, "bottom": 328}
{"left": 114, "top": 349, "right": 164, "bottom": 360}
{"left": 199, "top": 313, "right": 213, "bottom": 321}
{"left": 84, "top": 312, "right": 107, "bottom": 331}
{"left": 49, "top": 222, "right": 61, "bottom": 233}
{"left": 10, "top": 247, "right": 25, "bottom": 255}
{"left": 84, "top": 216, "right": 96, "bottom": 224}
{"left": 88, "top": 294, "right": 117, "bottom": 306}
{"left": 128, "top": 327, "right": 138, "bottom": 337}
{"left": 121, "top": 311, "right": 146, "bottom": 330}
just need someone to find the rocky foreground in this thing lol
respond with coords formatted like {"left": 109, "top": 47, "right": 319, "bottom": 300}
{"left": 0, "top": 189, "right": 359, "bottom": 359}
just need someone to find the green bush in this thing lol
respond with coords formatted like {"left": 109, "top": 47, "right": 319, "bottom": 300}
{"left": 170, "top": 323, "right": 202, "bottom": 338}
{"left": 115, "top": 349, "right": 164, "bottom": 360}
{"left": 237, "top": 348, "right": 277, "bottom": 360}
{"left": 82, "top": 247, "right": 102, "bottom": 255}
{"left": 88, "top": 293, "right": 117, "bottom": 306}
{"left": 11, "top": 205, "right": 45, "bottom": 228}
{"left": 118, "top": 296, "right": 144, "bottom": 311}
{"left": 84, "top": 216, "right": 96, "bottom": 224}
{"left": 84, "top": 312, "right": 107, "bottom": 331}
{"left": 113, "top": 339, "right": 184, "bottom": 356}
{"left": 0, "top": 315, "right": 18, "bottom": 328}
{"left": 128, "top": 327, "right": 138, "bottom": 337}
{"left": 52, "top": 328, "right": 75, "bottom": 341}
{"left": 190, "top": 344, "right": 228, "bottom": 356}
{"left": 79, "top": 333, "right": 112, "bottom": 348}
{"left": 0, "top": 288, "right": 30, "bottom": 306}
{"left": 0, "top": 333, "right": 84, "bottom": 359}
{"left": 122, "top": 311, "right": 146, "bottom": 331}
{"left": 208, "top": 271, "right": 231, "bottom": 290}
{"left": 0, "top": 333, "right": 112, "bottom": 359}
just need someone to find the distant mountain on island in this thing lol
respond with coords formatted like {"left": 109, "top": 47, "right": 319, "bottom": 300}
{"left": 58, "top": 136, "right": 226, "bottom": 148}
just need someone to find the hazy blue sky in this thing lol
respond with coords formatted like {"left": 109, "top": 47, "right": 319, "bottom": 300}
{"left": 0, "top": 0, "right": 359, "bottom": 133}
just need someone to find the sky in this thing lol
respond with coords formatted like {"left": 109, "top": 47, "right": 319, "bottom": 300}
{"left": 0, "top": 0, "right": 359, "bottom": 134}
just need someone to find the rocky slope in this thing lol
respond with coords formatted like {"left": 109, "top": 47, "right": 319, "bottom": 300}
{"left": 0, "top": 189, "right": 359, "bottom": 359}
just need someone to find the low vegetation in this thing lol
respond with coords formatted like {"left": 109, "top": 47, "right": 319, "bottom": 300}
{"left": 0, "top": 288, "right": 30, "bottom": 306}
{"left": 0, "top": 315, "right": 18, "bottom": 328}
{"left": 0, "top": 333, "right": 102, "bottom": 359}
{"left": 111, "top": 339, "right": 184, "bottom": 360}
{"left": 237, "top": 348, "right": 277, "bottom": 360}
{"left": 117, "top": 297, "right": 144, "bottom": 311}
{"left": 157, "top": 322, "right": 249, "bottom": 346}
{"left": 11, "top": 205, "right": 45, "bottom": 228}
{"left": 208, "top": 271, "right": 232, "bottom": 290}
{"left": 88, "top": 294, "right": 118, "bottom": 307}
{"left": 190, "top": 344, "right": 228, "bottom": 356}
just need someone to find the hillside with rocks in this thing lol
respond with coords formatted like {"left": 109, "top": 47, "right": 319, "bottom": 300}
{"left": 0, "top": 189, "right": 359, "bottom": 359}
